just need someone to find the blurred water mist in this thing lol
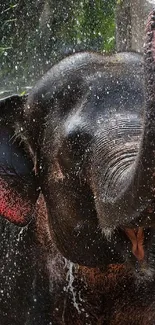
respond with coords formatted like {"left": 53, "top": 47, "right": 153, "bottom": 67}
{"left": 0, "top": 0, "right": 115, "bottom": 97}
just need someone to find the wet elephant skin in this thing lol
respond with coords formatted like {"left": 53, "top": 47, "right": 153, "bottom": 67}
{"left": 1, "top": 10, "right": 155, "bottom": 325}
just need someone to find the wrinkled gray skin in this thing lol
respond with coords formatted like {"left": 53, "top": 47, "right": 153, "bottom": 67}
{"left": 1, "top": 13, "right": 155, "bottom": 275}
{"left": 18, "top": 51, "right": 153, "bottom": 271}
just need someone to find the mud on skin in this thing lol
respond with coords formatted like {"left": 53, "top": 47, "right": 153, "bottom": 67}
{"left": 1, "top": 8, "right": 155, "bottom": 325}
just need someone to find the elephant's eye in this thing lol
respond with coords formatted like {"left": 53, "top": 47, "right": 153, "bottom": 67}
{"left": 0, "top": 128, "right": 33, "bottom": 178}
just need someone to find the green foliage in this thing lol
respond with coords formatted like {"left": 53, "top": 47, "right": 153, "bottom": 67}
{"left": 0, "top": 0, "right": 116, "bottom": 92}
{"left": 0, "top": 46, "right": 12, "bottom": 54}
{"left": 73, "top": 0, "right": 116, "bottom": 52}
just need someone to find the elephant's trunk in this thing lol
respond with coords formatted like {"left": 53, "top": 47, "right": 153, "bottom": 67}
{"left": 91, "top": 10, "right": 155, "bottom": 232}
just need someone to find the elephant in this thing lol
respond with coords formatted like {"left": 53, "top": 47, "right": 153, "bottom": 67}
{"left": 1, "top": 8, "right": 155, "bottom": 325}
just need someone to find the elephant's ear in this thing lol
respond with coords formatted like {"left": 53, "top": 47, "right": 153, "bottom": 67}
{"left": 0, "top": 94, "right": 39, "bottom": 226}
{"left": 0, "top": 94, "right": 28, "bottom": 121}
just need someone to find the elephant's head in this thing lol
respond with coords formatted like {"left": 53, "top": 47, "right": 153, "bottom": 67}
{"left": 1, "top": 11, "right": 155, "bottom": 278}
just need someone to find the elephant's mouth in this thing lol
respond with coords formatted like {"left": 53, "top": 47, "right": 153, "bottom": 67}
{"left": 124, "top": 227, "right": 144, "bottom": 261}
{"left": 119, "top": 226, "right": 155, "bottom": 280}
{"left": 121, "top": 205, "right": 155, "bottom": 263}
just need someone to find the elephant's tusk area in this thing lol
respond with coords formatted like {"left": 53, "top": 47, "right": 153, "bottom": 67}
{"left": 125, "top": 227, "right": 144, "bottom": 261}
